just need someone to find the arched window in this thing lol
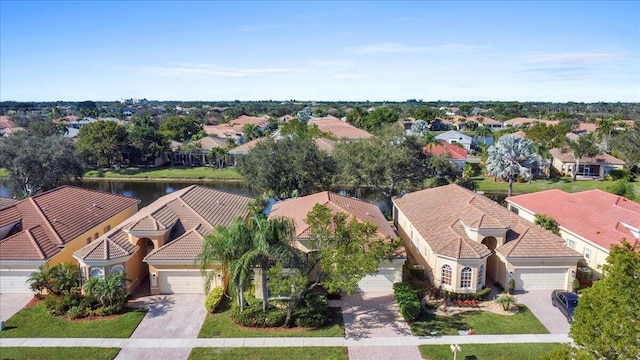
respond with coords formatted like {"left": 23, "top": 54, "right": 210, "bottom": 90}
{"left": 441, "top": 265, "right": 452, "bottom": 286}
{"left": 478, "top": 265, "right": 485, "bottom": 289}
{"left": 90, "top": 267, "right": 104, "bottom": 279}
{"left": 111, "top": 265, "right": 125, "bottom": 275}
{"left": 460, "top": 267, "right": 472, "bottom": 288}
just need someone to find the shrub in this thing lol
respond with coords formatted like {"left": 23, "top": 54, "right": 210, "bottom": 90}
{"left": 67, "top": 305, "right": 86, "bottom": 319}
{"left": 441, "top": 288, "right": 491, "bottom": 302}
{"left": 294, "top": 292, "right": 329, "bottom": 328}
{"left": 608, "top": 169, "right": 630, "bottom": 181}
{"left": 607, "top": 179, "right": 636, "bottom": 200}
{"left": 44, "top": 294, "right": 66, "bottom": 316}
{"left": 495, "top": 294, "right": 517, "bottom": 310}
{"left": 393, "top": 282, "right": 421, "bottom": 321}
{"left": 205, "top": 287, "right": 225, "bottom": 313}
{"left": 230, "top": 305, "right": 287, "bottom": 328}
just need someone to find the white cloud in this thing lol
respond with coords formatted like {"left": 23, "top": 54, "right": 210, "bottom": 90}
{"left": 525, "top": 52, "right": 625, "bottom": 65}
{"left": 142, "top": 64, "right": 296, "bottom": 78}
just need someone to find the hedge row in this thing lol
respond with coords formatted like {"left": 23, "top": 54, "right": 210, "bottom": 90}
{"left": 393, "top": 282, "right": 421, "bottom": 322}
{"left": 205, "top": 287, "right": 225, "bottom": 313}
{"left": 442, "top": 287, "right": 491, "bottom": 301}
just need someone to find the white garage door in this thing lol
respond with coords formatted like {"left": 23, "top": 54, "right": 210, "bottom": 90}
{"left": 160, "top": 271, "right": 205, "bottom": 294}
{"left": 515, "top": 268, "right": 567, "bottom": 291}
{"left": 357, "top": 269, "right": 397, "bottom": 293}
{"left": 0, "top": 270, "right": 33, "bottom": 294}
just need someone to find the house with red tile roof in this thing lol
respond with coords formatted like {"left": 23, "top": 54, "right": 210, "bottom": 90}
{"left": 268, "top": 191, "right": 404, "bottom": 293}
{"left": 424, "top": 141, "right": 468, "bottom": 168}
{"left": 73, "top": 185, "right": 252, "bottom": 294}
{"left": 506, "top": 189, "right": 639, "bottom": 278}
{"left": 468, "top": 116, "right": 503, "bottom": 131}
{"left": 0, "top": 116, "right": 25, "bottom": 137}
{"left": 504, "top": 117, "right": 560, "bottom": 129}
{"left": 393, "top": 185, "right": 582, "bottom": 292}
{"left": 308, "top": 117, "right": 372, "bottom": 140}
{"left": 548, "top": 148, "right": 625, "bottom": 179}
{"left": 0, "top": 186, "right": 139, "bottom": 293}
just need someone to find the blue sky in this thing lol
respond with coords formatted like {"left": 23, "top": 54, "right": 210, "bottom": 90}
{"left": 1, "top": 1, "right": 638, "bottom": 102}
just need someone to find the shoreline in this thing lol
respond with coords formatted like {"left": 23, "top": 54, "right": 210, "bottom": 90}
{"left": 81, "top": 177, "right": 245, "bottom": 183}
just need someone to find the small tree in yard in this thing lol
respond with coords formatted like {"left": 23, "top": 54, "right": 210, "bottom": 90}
{"left": 570, "top": 239, "right": 640, "bottom": 359}
{"left": 562, "top": 134, "right": 599, "bottom": 181}
{"left": 495, "top": 294, "right": 517, "bottom": 311}
{"left": 534, "top": 214, "right": 560, "bottom": 235}
{"left": 485, "top": 134, "right": 537, "bottom": 197}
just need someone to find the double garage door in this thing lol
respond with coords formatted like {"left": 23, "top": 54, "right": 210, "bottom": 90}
{"left": 356, "top": 268, "right": 398, "bottom": 293}
{"left": 159, "top": 271, "right": 205, "bottom": 294}
{"left": 514, "top": 268, "right": 567, "bottom": 291}
{"left": 0, "top": 270, "right": 33, "bottom": 294}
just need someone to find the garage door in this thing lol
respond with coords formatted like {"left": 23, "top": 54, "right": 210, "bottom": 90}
{"left": 515, "top": 268, "right": 567, "bottom": 291}
{"left": 0, "top": 270, "right": 33, "bottom": 294}
{"left": 356, "top": 269, "right": 397, "bottom": 293}
{"left": 159, "top": 271, "right": 205, "bottom": 294}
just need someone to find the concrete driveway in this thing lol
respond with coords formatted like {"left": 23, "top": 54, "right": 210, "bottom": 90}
{"left": 116, "top": 294, "right": 206, "bottom": 360}
{"left": 341, "top": 292, "right": 423, "bottom": 360}
{"left": 0, "top": 294, "right": 34, "bottom": 322}
{"left": 516, "top": 291, "right": 570, "bottom": 334}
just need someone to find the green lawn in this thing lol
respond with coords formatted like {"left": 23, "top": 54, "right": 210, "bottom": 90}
{"left": 410, "top": 305, "right": 548, "bottom": 336}
{"left": 198, "top": 307, "right": 344, "bottom": 338}
{"left": 189, "top": 347, "right": 347, "bottom": 360}
{"left": 420, "top": 343, "right": 564, "bottom": 360}
{"left": 474, "top": 176, "right": 640, "bottom": 196}
{"left": 84, "top": 166, "right": 242, "bottom": 180}
{"left": 0, "top": 347, "right": 121, "bottom": 360}
{"left": 0, "top": 303, "right": 147, "bottom": 338}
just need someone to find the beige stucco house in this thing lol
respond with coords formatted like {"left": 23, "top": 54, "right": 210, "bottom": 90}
{"left": 266, "top": 191, "right": 404, "bottom": 295}
{"left": 548, "top": 148, "right": 625, "bottom": 179}
{"left": 506, "top": 189, "right": 640, "bottom": 278}
{"left": 393, "top": 185, "right": 583, "bottom": 293}
{"left": 74, "top": 185, "right": 252, "bottom": 294}
{"left": 0, "top": 186, "right": 139, "bottom": 293}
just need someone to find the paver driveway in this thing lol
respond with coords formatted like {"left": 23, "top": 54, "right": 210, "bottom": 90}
{"left": 516, "top": 291, "right": 570, "bottom": 334}
{"left": 341, "top": 292, "right": 423, "bottom": 360}
{"left": 0, "top": 294, "right": 34, "bottom": 322}
{"left": 116, "top": 294, "right": 206, "bottom": 360}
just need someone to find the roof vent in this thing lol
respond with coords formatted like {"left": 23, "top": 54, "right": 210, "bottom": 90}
{"left": 93, "top": 203, "right": 97, "bottom": 207}
{"left": 216, "top": 200, "right": 221, "bottom": 205}
{"left": 53, "top": 218, "right": 57, "bottom": 223}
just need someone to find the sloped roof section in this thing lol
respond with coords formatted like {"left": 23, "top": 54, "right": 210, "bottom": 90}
{"left": 308, "top": 117, "right": 372, "bottom": 140}
{"left": 0, "top": 196, "right": 19, "bottom": 209}
{"left": 393, "top": 184, "right": 581, "bottom": 259}
{"left": 145, "top": 226, "right": 205, "bottom": 261}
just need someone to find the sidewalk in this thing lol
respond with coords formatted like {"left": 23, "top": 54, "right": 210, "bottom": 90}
{"left": 0, "top": 333, "right": 572, "bottom": 348}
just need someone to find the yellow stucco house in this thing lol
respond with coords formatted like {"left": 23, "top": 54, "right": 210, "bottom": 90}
{"left": 0, "top": 186, "right": 139, "bottom": 293}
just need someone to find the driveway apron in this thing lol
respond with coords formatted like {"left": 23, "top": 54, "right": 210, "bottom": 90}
{"left": 516, "top": 291, "right": 570, "bottom": 334}
{"left": 116, "top": 294, "right": 206, "bottom": 360}
{"left": 341, "top": 292, "right": 423, "bottom": 360}
{"left": 0, "top": 294, "right": 34, "bottom": 322}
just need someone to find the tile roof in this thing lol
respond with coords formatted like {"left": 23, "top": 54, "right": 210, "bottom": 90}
{"left": 229, "top": 115, "right": 270, "bottom": 128}
{"left": 549, "top": 148, "right": 625, "bottom": 165}
{"left": 144, "top": 225, "right": 206, "bottom": 261}
{"left": 1, "top": 186, "right": 139, "bottom": 261}
{"left": 575, "top": 122, "right": 597, "bottom": 133}
{"left": 269, "top": 191, "right": 397, "bottom": 249}
{"left": 393, "top": 185, "right": 581, "bottom": 259}
{"left": 424, "top": 141, "right": 468, "bottom": 160}
{"left": 197, "top": 137, "right": 228, "bottom": 151}
{"left": 0, "top": 196, "right": 19, "bottom": 209}
{"left": 468, "top": 116, "right": 501, "bottom": 125}
{"left": 308, "top": 118, "right": 373, "bottom": 140}
{"left": 228, "top": 137, "right": 267, "bottom": 155}
{"left": 314, "top": 137, "right": 336, "bottom": 154}
{"left": 506, "top": 189, "right": 640, "bottom": 251}
{"left": 74, "top": 186, "right": 253, "bottom": 263}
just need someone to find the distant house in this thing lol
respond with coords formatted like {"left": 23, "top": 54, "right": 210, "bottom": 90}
{"left": 435, "top": 130, "right": 472, "bottom": 151}
{"left": 313, "top": 137, "right": 336, "bottom": 154}
{"left": 506, "top": 189, "right": 640, "bottom": 278}
{"left": 267, "top": 191, "right": 404, "bottom": 294}
{"left": 424, "top": 141, "right": 468, "bottom": 168}
{"left": 0, "top": 187, "right": 139, "bottom": 293}
{"left": 228, "top": 137, "right": 268, "bottom": 156}
{"left": 0, "top": 116, "right": 24, "bottom": 137}
{"left": 470, "top": 116, "right": 503, "bottom": 131}
{"left": 548, "top": 148, "right": 625, "bottom": 179}
{"left": 74, "top": 186, "right": 253, "bottom": 294}
{"left": 308, "top": 117, "right": 372, "bottom": 140}
{"left": 171, "top": 136, "right": 228, "bottom": 166}
{"left": 393, "top": 185, "right": 582, "bottom": 293}
{"left": 504, "top": 118, "right": 559, "bottom": 129}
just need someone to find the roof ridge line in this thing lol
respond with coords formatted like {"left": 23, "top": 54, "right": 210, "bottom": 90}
{"left": 26, "top": 227, "right": 46, "bottom": 259}
{"left": 106, "top": 238, "right": 128, "bottom": 260}
{"left": 28, "top": 198, "right": 64, "bottom": 245}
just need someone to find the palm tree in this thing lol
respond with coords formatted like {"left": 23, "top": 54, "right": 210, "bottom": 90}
{"left": 242, "top": 124, "right": 261, "bottom": 141}
{"left": 486, "top": 134, "right": 537, "bottom": 197}
{"left": 94, "top": 272, "right": 128, "bottom": 308}
{"left": 564, "top": 134, "right": 599, "bottom": 181}
{"left": 596, "top": 118, "right": 615, "bottom": 151}
{"left": 199, "top": 216, "right": 254, "bottom": 311}
{"left": 240, "top": 217, "right": 302, "bottom": 312}
{"left": 475, "top": 126, "right": 493, "bottom": 145}
{"left": 27, "top": 265, "right": 54, "bottom": 296}
{"left": 50, "top": 263, "right": 81, "bottom": 295}
{"left": 209, "top": 147, "right": 227, "bottom": 169}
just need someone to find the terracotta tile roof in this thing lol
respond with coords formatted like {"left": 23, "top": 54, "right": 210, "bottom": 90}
{"left": 468, "top": 116, "right": 501, "bottom": 125}
{"left": 576, "top": 122, "right": 597, "bottom": 133}
{"left": 202, "top": 124, "right": 242, "bottom": 140}
{"left": 314, "top": 137, "right": 336, "bottom": 154}
{"left": 196, "top": 137, "right": 228, "bottom": 151}
{"left": 1, "top": 186, "right": 139, "bottom": 261}
{"left": 0, "top": 196, "right": 19, "bottom": 209}
{"left": 228, "top": 137, "right": 267, "bottom": 155}
{"left": 74, "top": 186, "right": 253, "bottom": 263}
{"left": 549, "top": 148, "right": 625, "bottom": 165}
{"left": 144, "top": 226, "right": 206, "bottom": 261}
{"left": 393, "top": 184, "right": 581, "bottom": 259}
{"left": 229, "top": 115, "right": 270, "bottom": 128}
{"left": 424, "top": 141, "right": 468, "bottom": 160}
{"left": 308, "top": 118, "right": 372, "bottom": 140}
{"left": 512, "top": 131, "right": 527, "bottom": 138}
{"left": 506, "top": 189, "right": 640, "bottom": 251}
{"left": 269, "top": 192, "right": 397, "bottom": 251}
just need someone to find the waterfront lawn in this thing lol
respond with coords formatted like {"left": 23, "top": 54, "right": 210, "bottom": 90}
{"left": 189, "top": 347, "right": 348, "bottom": 360}
{"left": 198, "top": 306, "right": 344, "bottom": 338}
{"left": 419, "top": 343, "right": 564, "bottom": 360}
{"left": 0, "top": 347, "right": 121, "bottom": 360}
{"left": 0, "top": 302, "right": 147, "bottom": 338}
{"left": 474, "top": 176, "right": 640, "bottom": 195}
{"left": 84, "top": 166, "right": 241, "bottom": 180}
{"left": 410, "top": 305, "right": 548, "bottom": 336}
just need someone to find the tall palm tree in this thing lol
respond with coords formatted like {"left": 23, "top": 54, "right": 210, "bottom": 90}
{"left": 50, "top": 263, "right": 81, "bottom": 295}
{"left": 27, "top": 265, "right": 54, "bottom": 296}
{"left": 564, "top": 134, "right": 599, "bottom": 181}
{"left": 240, "top": 217, "right": 303, "bottom": 312}
{"left": 596, "top": 118, "right": 615, "bottom": 151}
{"left": 475, "top": 125, "right": 493, "bottom": 145}
{"left": 486, "top": 134, "right": 536, "bottom": 197}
